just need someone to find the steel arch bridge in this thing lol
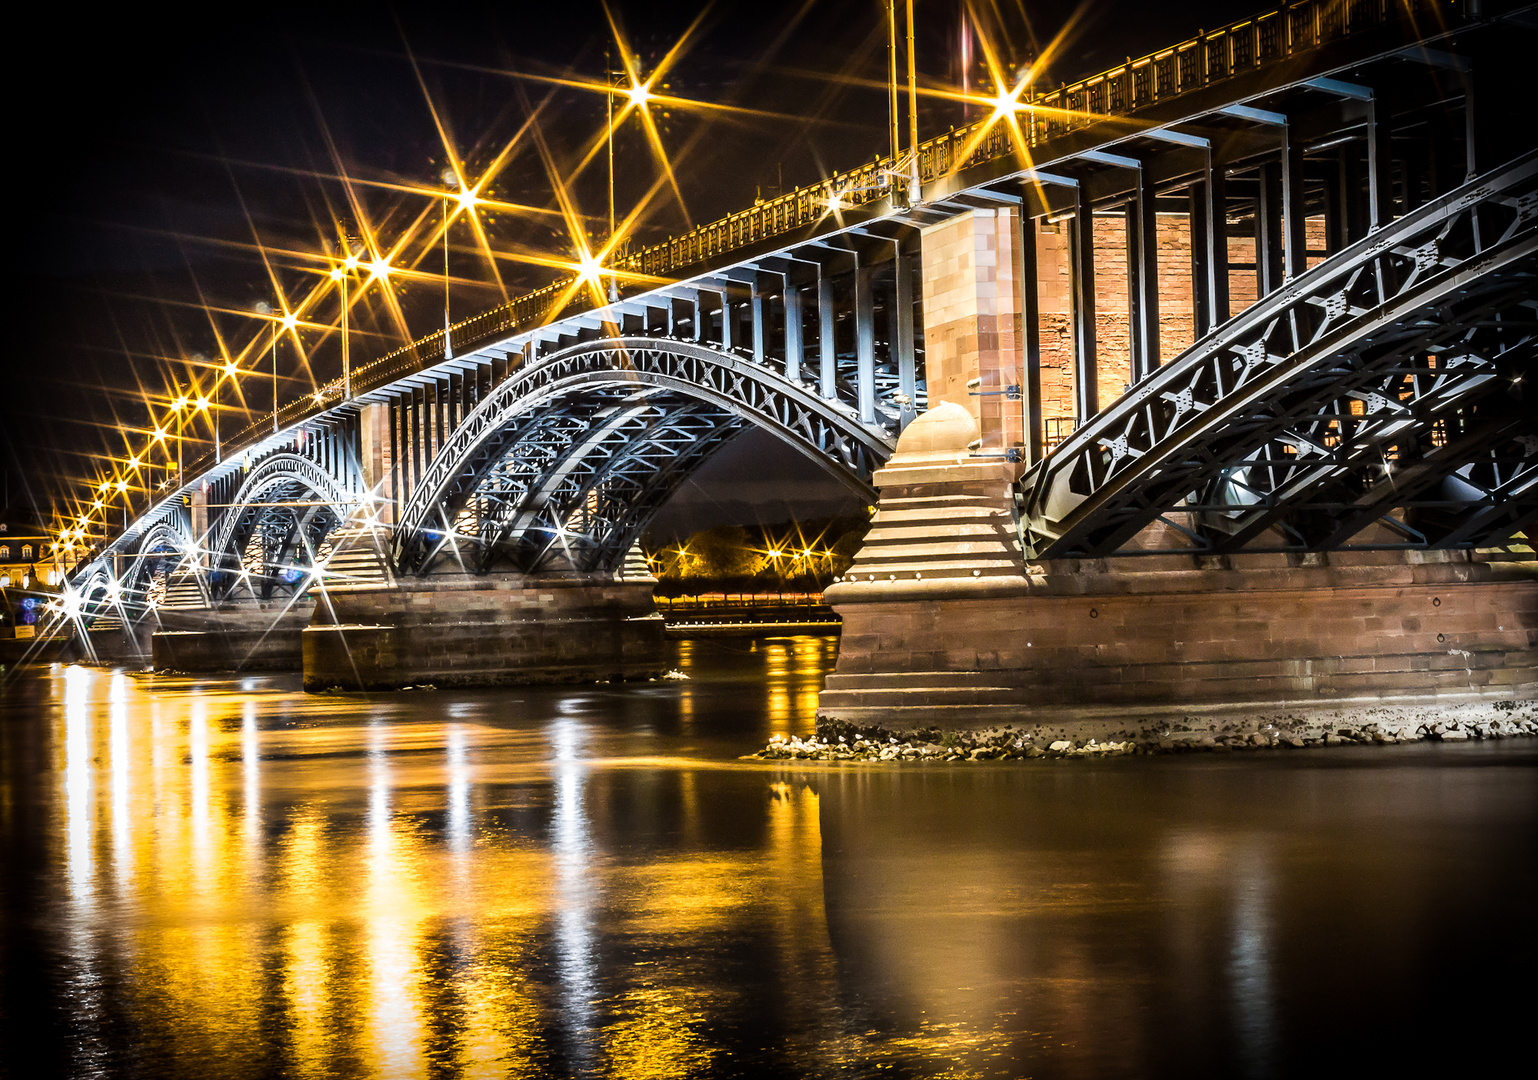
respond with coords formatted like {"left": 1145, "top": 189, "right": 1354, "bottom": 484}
{"left": 56, "top": 0, "right": 1538, "bottom": 631}
{"left": 392, "top": 336, "right": 894, "bottom": 576}
{"left": 1017, "top": 152, "right": 1538, "bottom": 557}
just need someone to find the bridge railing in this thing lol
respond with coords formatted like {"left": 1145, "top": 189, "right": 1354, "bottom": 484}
{"left": 157, "top": 0, "right": 1444, "bottom": 513}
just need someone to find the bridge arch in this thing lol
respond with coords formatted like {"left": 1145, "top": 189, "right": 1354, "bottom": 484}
{"left": 394, "top": 336, "right": 895, "bottom": 575}
{"left": 124, "top": 519, "right": 196, "bottom": 606}
{"left": 1018, "top": 152, "right": 1538, "bottom": 558}
{"left": 210, "top": 452, "right": 354, "bottom": 600}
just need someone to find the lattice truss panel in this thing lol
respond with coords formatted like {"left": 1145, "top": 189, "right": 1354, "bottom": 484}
{"left": 209, "top": 453, "right": 350, "bottom": 600}
{"left": 1018, "top": 153, "right": 1538, "bottom": 558}
{"left": 395, "top": 338, "right": 895, "bottom": 575}
{"left": 122, "top": 522, "right": 194, "bottom": 608}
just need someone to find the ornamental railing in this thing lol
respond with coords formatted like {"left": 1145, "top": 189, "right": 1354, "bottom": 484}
{"left": 166, "top": 0, "right": 1449, "bottom": 502}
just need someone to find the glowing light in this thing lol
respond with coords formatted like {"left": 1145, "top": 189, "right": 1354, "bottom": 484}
{"left": 173, "top": 395, "right": 188, "bottom": 411}
{"left": 195, "top": 397, "right": 211, "bottom": 411}
{"left": 577, "top": 251, "right": 605, "bottom": 289}
{"left": 343, "top": 253, "right": 359, "bottom": 272}
{"left": 626, "top": 81, "right": 653, "bottom": 110}
{"left": 224, "top": 361, "right": 239, "bottom": 377}
{"left": 989, "top": 85, "right": 1023, "bottom": 122}
{"left": 281, "top": 313, "right": 298, "bottom": 331}
{"left": 153, "top": 428, "right": 167, "bottom": 442}
{"left": 329, "top": 267, "right": 345, "bottom": 281}
{"left": 367, "top": 257, "right": 391, "bottom": 282}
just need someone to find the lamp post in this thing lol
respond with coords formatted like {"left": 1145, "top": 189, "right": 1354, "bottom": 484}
{"left": 440, "top": 168, "right": 457, "bottom": 359}
{"left": 255, "top": 301, "right": 281, "bottom": 432}
{"left": 190, "top": 352, "right": 218, "bottom": 463}
{"left": 332, "top": 237, "right": 361, "bottom": 400}
{"left": 220, "top": 358, "right": 238, "bottom": 463}
{"left": 172, "top": 391, "right": 188, "bottom": 486}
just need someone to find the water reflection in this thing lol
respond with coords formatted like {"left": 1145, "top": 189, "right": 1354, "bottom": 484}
{"left": 3, "top": 650, "right": 1535, "bottom": 1078}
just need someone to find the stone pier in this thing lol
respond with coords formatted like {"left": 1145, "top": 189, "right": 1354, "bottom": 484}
{"left": 302, "top": 574, "right": 668, "bottom": 691}
{"left": 150, "top": 605, "right": 312, "bottom": 673}
{"left": 818, "top": 207, "right": 1538, "bottom": 736}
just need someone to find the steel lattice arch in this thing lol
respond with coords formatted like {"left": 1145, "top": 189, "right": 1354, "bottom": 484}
{"left": 1016, "top": 152, "right": 1538, "bottom": 559}
{"left": 208, "top": 452, "right": 356, "bottom": 601}
{"left": 393, "top": 337, "right": 896, "bottom": 575}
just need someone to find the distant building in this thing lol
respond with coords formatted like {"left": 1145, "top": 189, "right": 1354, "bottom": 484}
{"left": 0, "top": 520, "right": 56, "bottom": 638}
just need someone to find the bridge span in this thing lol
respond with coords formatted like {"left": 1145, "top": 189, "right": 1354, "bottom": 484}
{"left": 60, "top": 0, "right": 1537, "bottom": 721}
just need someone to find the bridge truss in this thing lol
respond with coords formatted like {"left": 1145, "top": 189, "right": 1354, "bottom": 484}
{"left": 1017, "top": 152, "right": 1538, "bottom": 557}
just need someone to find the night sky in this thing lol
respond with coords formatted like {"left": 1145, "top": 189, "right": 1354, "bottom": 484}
{"left": 5, "top": 0, "right": 1258, "bottom": 533}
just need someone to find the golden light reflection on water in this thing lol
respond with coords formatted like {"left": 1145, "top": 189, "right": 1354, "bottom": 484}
{"left": 43, "top": 661, "right": 854, "bottom": 1076}
{"left": 22, "top": 647, "right": 1497, "bottom": 1078}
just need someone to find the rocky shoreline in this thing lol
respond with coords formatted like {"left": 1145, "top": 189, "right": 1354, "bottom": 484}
{"left": 751, "top": 699, "right": 1538, "bottom": 761}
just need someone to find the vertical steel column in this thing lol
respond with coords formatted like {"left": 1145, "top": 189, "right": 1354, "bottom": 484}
{"left": 436, "top": 380, "right": 448, "bottom": 461}
{"left": 1367, "top": 96, "right": 1392, "bottom": 230}
{"left": 691, "top": 293, "right": 703, "bottom": 343}
{"left": 1464, "top": 68, "right": 1481, "bottom": 181}
{"left": 783, "top": 282, "right": 803, "bottom": 383}
{"left": 1190, "top": 185, "right": 1210, "bottom": 337}
{"left": 410, "top": 387, "right": 422, "bottom": 495}
{"left": 1125, "top": 199, "right": 1143, "bottom": 383}
{"left": 1069, "top": 190, "right": 1098, "bottom": 426}
{"left": 818, "top": 269, "right": 837, "bottom": 400}
{"left": 854, "top": 265, "right": 876, "bottom": 424}
{"left": 389, "top": 398, "right": 400, "bottom": 507}
{"left": 1204, "top": 149, "right": 1229, "bottom": 330}
{"left": 718, "top": 290, "right": 733, "bottom": 351}
{"left": 1281, "top": 123, "right": 1306, "bottom": 280}
{"left": 1258, "top": 161, "right": 1283, "bottom": 295}
{"left": 751, "top": 282, "right": 766, "bottom": 365}
{"left": 665, "top": 297, "right": 676, "bottom": 337}
{"left": 1017, "top": 214, "right": 1043, "bottom": 463}
{"left": 1135, "top": 164, "right": 1161, "bottom": 377}
{"left": 1322, "top": 149, "right": 1344, "bottom": 254}
{"left": 893, "top": 248, "right": 917, "bottom": 432}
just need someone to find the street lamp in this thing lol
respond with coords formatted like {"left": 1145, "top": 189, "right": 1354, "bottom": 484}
{"left": 256, "top": 301, "right": 284, "bottom": 433}
{"left": 439, "top": 167, "right": 461, "bottom": 359}
{"left": 332, "top": 237, "right": 362, "bottom": 400}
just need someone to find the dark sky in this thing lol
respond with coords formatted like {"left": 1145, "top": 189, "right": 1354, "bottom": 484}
{"left": 5, "top": 0, "right": 1259, "bottom": 531}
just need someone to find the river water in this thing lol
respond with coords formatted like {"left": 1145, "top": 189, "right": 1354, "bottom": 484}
{"left": 1, "top": 636, "right": 1534, "bottom": 1079}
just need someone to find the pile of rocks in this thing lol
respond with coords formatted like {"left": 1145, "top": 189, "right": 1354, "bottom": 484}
{"left": 749, "top": 700, "right": 1538, "bottom": 763}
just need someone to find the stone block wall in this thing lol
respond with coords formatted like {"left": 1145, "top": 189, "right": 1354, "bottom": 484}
{"left": 919, "top": 208, "right": 1024, "bottom": 448}
{"left": 151, "top": 605, "right": 312, "bottom": 672}
{"left": 822, "top": 553, "right": 1538, "bottom": 729}
{"left": 303, "top": 575, "right": 669, "bottom": 690}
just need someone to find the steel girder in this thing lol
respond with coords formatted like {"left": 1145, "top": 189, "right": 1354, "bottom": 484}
{"left": 393, "top": 337, "right": 894, "bottom": 575}
{"left": 1017, "top": 151, "right": 1538, "bottom": 558}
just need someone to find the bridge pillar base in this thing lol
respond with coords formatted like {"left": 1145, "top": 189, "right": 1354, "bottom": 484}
{"left": 820, "top": 403, "right": 1538, "bottom": 736}
{"left": 821, "top": 553, "right": 1538, "bottom": 735}
{"left": 301, "top": 576, "right": 667, "bottom": 691}
{"left": 151, "top": 605, "right": 312, "bottom": 673}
